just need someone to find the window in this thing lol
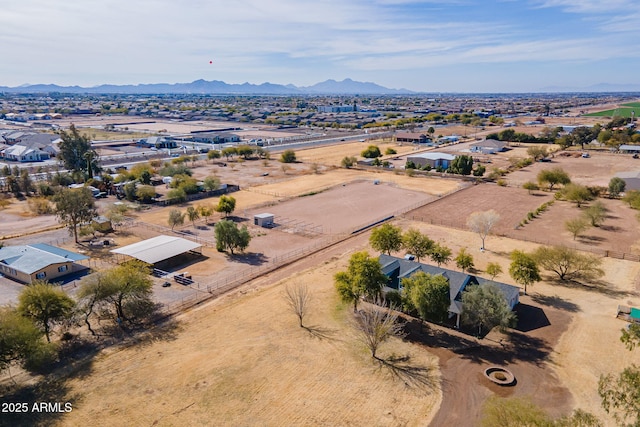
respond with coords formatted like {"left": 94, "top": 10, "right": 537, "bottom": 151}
{"left": 58, "top": 265, "right": 68, "bottom": 273}
{"left": 36, "top": 272, "right": 46, "bottom": 279}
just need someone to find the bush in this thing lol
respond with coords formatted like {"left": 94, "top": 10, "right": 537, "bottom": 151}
{"left": 496, "top": 179, "right": 507, "bottom": 186}
{"left": 341, "top": 156, "right": 357, "bottom": 168}
{"left": 280, "top": 150, "right": 297, "bottom": 163}
{"left": 27, "top": 197, "right": 53, "bottom": 215}
{"left": 361, "top": 145, "right": 382, "bottom": 158}
{"left": 384, "top": 148, "right": 397, "bottom": 155}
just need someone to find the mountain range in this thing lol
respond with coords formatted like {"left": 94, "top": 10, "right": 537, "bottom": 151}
{"left": 0, "top": 78, "right": 413, "bottom": 95}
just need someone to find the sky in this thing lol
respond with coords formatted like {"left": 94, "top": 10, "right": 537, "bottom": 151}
{"left": 2, "top": 0, "right": 640, "bottom": 92}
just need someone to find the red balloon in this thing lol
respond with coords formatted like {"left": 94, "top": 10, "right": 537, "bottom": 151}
{"left": 209, "top": 61, "right": 213, "bottom": 64}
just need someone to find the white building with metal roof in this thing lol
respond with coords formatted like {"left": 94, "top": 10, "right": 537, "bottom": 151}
{"left": 110, "top": 235, "right": 202, "bottom": 265}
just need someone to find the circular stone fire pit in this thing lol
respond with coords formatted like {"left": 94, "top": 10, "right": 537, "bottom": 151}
{"left": 484, "top": 366, "right": 516, "bottom": 386}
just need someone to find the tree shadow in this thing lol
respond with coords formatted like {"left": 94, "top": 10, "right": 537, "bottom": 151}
{"left": 577, "top": 235, "right": 606, "bottom": 244}
{"left": 512, "top": 303, "right": 551, "bottom": 332}
{"left": 546, "top": 276, "right": 635, "bottom": 298}
{"left": 228, "top": 252, "right": 268, "bottom": 266}
{"left": 126, "top": 317, "right": 182, "bottom": 348}
{"left": 376, "top": 354, "right": 438, "bottom": 392}
{"left": 600, "top": 224, "right": 621, "bottom": 232}
{"left": 0, "top": 378, "right": 81, "bottom": 427}
{"left": 302, "top": 324, "right": 339, "bottom": 341}
{"left": 529, "top": 294, "right": 581, "bottom": 313}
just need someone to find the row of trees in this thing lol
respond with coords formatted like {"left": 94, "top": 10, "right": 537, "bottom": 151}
{"left": 167, "top": 195, "right": 236, "bottom": 230}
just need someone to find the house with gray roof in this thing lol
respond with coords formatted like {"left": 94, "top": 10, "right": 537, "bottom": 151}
{"left": 378, "top": 254, "right": 520, "bottom": 328}
{"left": 406, "top": 152, "right": 456, "bottom": 169}
{"left": 0, "top": 243, "right": 89, "bottom": 284}
{"left": 470, "top": 139, "right": 507, "bottom": 154}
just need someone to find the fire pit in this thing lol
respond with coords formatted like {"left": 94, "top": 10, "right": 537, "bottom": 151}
{"left": 484, "top": 366, "right": 516, "bottom": 386}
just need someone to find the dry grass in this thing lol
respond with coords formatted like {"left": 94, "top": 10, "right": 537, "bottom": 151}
{"left": 295, "top": 140, "right": 418, "bottom": 166}
{"left": 60, "top": 252, "right": 441, "bottom": 426}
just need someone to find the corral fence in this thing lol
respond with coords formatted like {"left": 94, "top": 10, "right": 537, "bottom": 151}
{"left": 154, "top": 184, "right": 240, "bottom": 207}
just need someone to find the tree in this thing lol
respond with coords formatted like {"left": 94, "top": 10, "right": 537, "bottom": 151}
{"left": 467, "top": 210, "right": 500, "bottom": 250}
{"left": 19, "top": 169, "right": 33, "bottom": 195}
{"left": 101, "top": 261, "right": 154, "bottom": 325}
{"left": 168, "top": 209, "right": 185, "bottom": 230}
{"left": 361, "top": 145, "right": 381, "bottom": 158}
{"left": 280, "top": 150, "right": 297, "bottom": 163}
{"left": 334, "top": 251, "right": 387, "bottom": 312}
{"left": 203, "top": 176, "right": 220, "bottom": 191}
{"left": 561, "top": 183, "right": 592, "bottom": 207}
{"left": 461, "top": 283, "right": 517, "bottom": 336}
{"left": 449, "top": 155, "right": 474, "bottom": 175}
{"left": 135, "top": 185, "right": 156, "bottom": 203}
{"left": 599, "top": 365, "right": 640, "bottom": 427}
{"left": 621, "top": 323, "right": 640, "bottom": 351}
{"left": 58, "top": 124, "right": 99, "bottom": 176}
{"left": 486, "top": 262, "right": 503, "bottom": 280}
{"left": 214, "top": 219, "right": 251, "bottom": 254}
{"left": 509, "top": 250, "right": 540, "bottom": 295}
{"left": 522, "top": 181, "right": 539, "bottom": 194}
{"left": 352, "top": 302, "right": 404, "bottom": 359}
{"left": 402, "top": 272, "right": 450, "bottom": 322}
{"left": 17, "top": 281, "right": 76, "bottom": 342}
{"left": 341, "top": 156, "right": 357, "bottom": 168}
{"left": 369, "top": 223, "right": 403, "bottom": 255}
{"left": 207, "top": 149, "right": 221, "bottom": 161}
{"left": 609, "top": 177, "right": 627, "bottom": 198}
{"left": 526, "top": 146, "right": 548, "bottom": 161}
{"left": 283, "top": 283, "right": 311, "bottom": 327}
{"left": 54, "top": 187, "right": 97, "bottom": 244}
{"left": 186, "top": 206, "right": 200, "bottom": 228}
{"left": 537, "top": 168, "right": 571, "bottom": 191}
{"left": 167, "top": 188, "right": 187, "bottom": 203}
{"left": 215, "top": 195, "right": 236, "bottom": 217}
{"left": 221, "top": 146, "right": 237, "bottom": 160}
{"left": 584, "top": 201, "right": 607, "bottom": 227}
{"left": 0, "top": 307, "right": 54, "bottom": 375}
{"left": 198, "top": 204, "right": 214, "bottom": 225}
{"left": 385, "top": 148, "right": 397, "bottom": 155}
{"left": 401, "top": 228, "right": 434, "bottom": 262}
{"left": 236, "top": 145, "right": 254, "bottom": 159}
{"left": 429, "top": 243, "right": 452, "bottom": 267}
{"left": 533, "top": 246, "right": 604, "bottom": 282}
{"left": 455, "top": 248, "right": 474, "bottom": 272}
{"left": 565, "top": 217, "right": 590, "bottom": 240}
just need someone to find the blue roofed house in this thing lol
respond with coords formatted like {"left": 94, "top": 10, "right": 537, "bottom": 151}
{"left": 379, "top": 254, "right": 520, "bottom": 328}
{"left": 0, "top": 243, "right": 89, "bottom": 284}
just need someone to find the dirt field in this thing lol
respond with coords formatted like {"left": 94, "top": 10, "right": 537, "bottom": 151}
{"left": 295, "top": 140, "right": 416, "bottom": 166}
{"left": 0, "top": 200, "right": 61, "bottom": 240}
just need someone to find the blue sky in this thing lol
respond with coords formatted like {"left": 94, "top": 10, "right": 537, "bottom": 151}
{"left": 1, "top": 0, "right": 639, "bottom": 92}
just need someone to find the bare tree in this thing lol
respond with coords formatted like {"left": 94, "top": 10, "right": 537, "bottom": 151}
{"left": 467, "top": 209, "right": 501, "bottom": 251}
{"left": 284, "top": 283, "right": 311, "bottom": 327}
{"left": 352, "top": 302, "right": 404, "bottom": 359}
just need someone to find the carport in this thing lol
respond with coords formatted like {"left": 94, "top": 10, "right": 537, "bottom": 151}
{"left": 110, "top": 235, "right": 202, "bottom": 267}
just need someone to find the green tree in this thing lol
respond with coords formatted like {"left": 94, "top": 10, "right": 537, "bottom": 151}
{"left": 361, "top": 145, "right": 381, "bottom": 158}
{"left": 401, "top": 228, "right": 434, "bottom": 262}
{"left": 429, "top": 243, "right": 452, "bottom": 267}
{"left": 167, "top": 188, "right": 187, "bottom": 203}
{"left": 17, "top": 281, "right": 76, "bottom": 342}
{"left": 198, "top": 204, "right": 214, "bottom": 225}
{"left": 334, "top": 251, "right": 387, "bottom": 312}
{"left": 136, "top": 185, "right": 156, "bottom": 203}
{"left": 609, "top": 177, "right": 627, "bottom": 198}
{"left": 384, "top": 148, "right": 397, "bottom": 155}
{"left": 101, "top": 261, "right": 154, "bottom": 325}
{"left": 461, "top": 283, "right": 517, "bottom": 336}
{"left": 523, "top": 181, "right": 539, "bottom": 195}
{"left": 565, "top": 217, "right": 590, "bottom": 240}
{"left": 561, "top": 183, "right": 593, "bottom": 207}
{"left": 0, "top": 307, "right": 54, "bottom": 374}
{"left": 168, "top": 208, "right": 185, "bottom": 230}
{"left": 509, "top": 250, "right": 540, "bottom": 295}
{"left": 221, "top": 146, "right": 237, "bottom": 160}
{"left": 537, "top": 168, "right": 571, "bottom": 191}
{"left": 207, "top": 149, "right": 222, "bottom": 161}
{"left": 486, "top": 262, "right": 503, "bottom": 280}
{"left": 186, "top": 206, "right": 200, "bottom": 228}
{"left": 533, "top": 246, "right": 604, "bottom": 282}
{"left": 58, "top": 124, "right": 99, "bottom": 176}
{"left": 455, "top": 248, "right": 474, "bottom": 272}
{"left": 203, "top": 175, "right": 220, "bottom": 191}
{"left": 621, "top": 323, "right": 640, "bottom": 351}
{"left": 214, "top": 219, "right": 251, "bottom": 254}
{"left": 526, "top": 146, "right": 548, "bottom": 161}
{"left": 215, "top": 195, "right": 236, "bottom": 217}
{"left": 369, "top": 223, "right": 403, "bottom": 255}
{"left": 584, "top": 201, "right": 607, "bottom": 227}
{"left": 449, "top": 155, "right": 474, "bottom": 175}
{"left": 402, "top": 272, "right": 450, "bottom": 322}
{"left": 599, "top": 365, "right": 640, "bottom": 427}
{"left": 280, "top": 150, "right": 297, "bottom": 163}
{"left": 54, "top": 187, "right": 97, "bottom": 244}
{"left": 236, "top": 145, "right": 254, "bottom": 159}
{"left": 467, "top": 210, "right": 500, "bottom": 251}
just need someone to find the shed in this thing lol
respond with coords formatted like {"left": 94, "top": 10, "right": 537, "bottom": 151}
{"left": 254, "top": 213, "right": 275, "bottom": 228}
{"left": 92, "top": 216, "right": 113, "bottom": 233}
{"left": 615, "top": 171, "right": 640, "bottom": 191}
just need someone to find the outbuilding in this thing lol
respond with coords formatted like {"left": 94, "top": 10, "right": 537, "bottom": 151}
{"left": 110, "top": 235, "right": 202, "bottom": 270}
{"left": 406, "top": 152, "right": 456, "bottom": 169}
{"left": 254, "top": 213, "right": 275, "bottom": 228}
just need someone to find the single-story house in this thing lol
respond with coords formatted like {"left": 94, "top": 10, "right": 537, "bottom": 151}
{"left": 615, "top": 171, "right": 640, "bottom": 191}
{"left": 470, "top": 139, "right": 507, "bottom": 154}
{"left": 406, "top": 152, "right": 456, "bottom": 169}
{"left": 0, "top": 243, "right": 89, "bottom": 284}
{"left": 396, "top": 132, "right": 431, "bottom": 144}
{"left": 379, "top": 254, "right": 520, "bottom": 328}
{"left": 188, "top": 132, "right": 241, "bottom": 144}
{"left": 0, "top": 144, "right": 50, "bottom": 162}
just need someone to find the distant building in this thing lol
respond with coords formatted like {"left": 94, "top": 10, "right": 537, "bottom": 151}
{"left": 406, "top": 152, "right": 455, "bottom": 169}
{"left": 317, "top": 105, "right": 355, "bottom": 113}
{"left": 470, "top": 139, "right": 507, "bottom": 154}
{"left": 396, "top": 132, "right": 431, "bottom": 144}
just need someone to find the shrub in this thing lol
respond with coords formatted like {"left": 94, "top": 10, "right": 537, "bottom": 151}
{"left": 497, "top": 179, "right": 507, "bottom": 186}
{"left": 384, "top": 148, "right": 397, "bottom": 155}
{"left": 280, "top": 150, "right": 297, "bottom": 163}
{"left": 27, "top": 197, "right": 53, "bottom": 215}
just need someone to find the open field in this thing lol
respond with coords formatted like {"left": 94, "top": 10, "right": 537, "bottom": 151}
{"left": 295, "top": 139, "right": 417, "bottom": 166}
{"left": 585, "top": 102, "right": 640, "bottom": 118}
